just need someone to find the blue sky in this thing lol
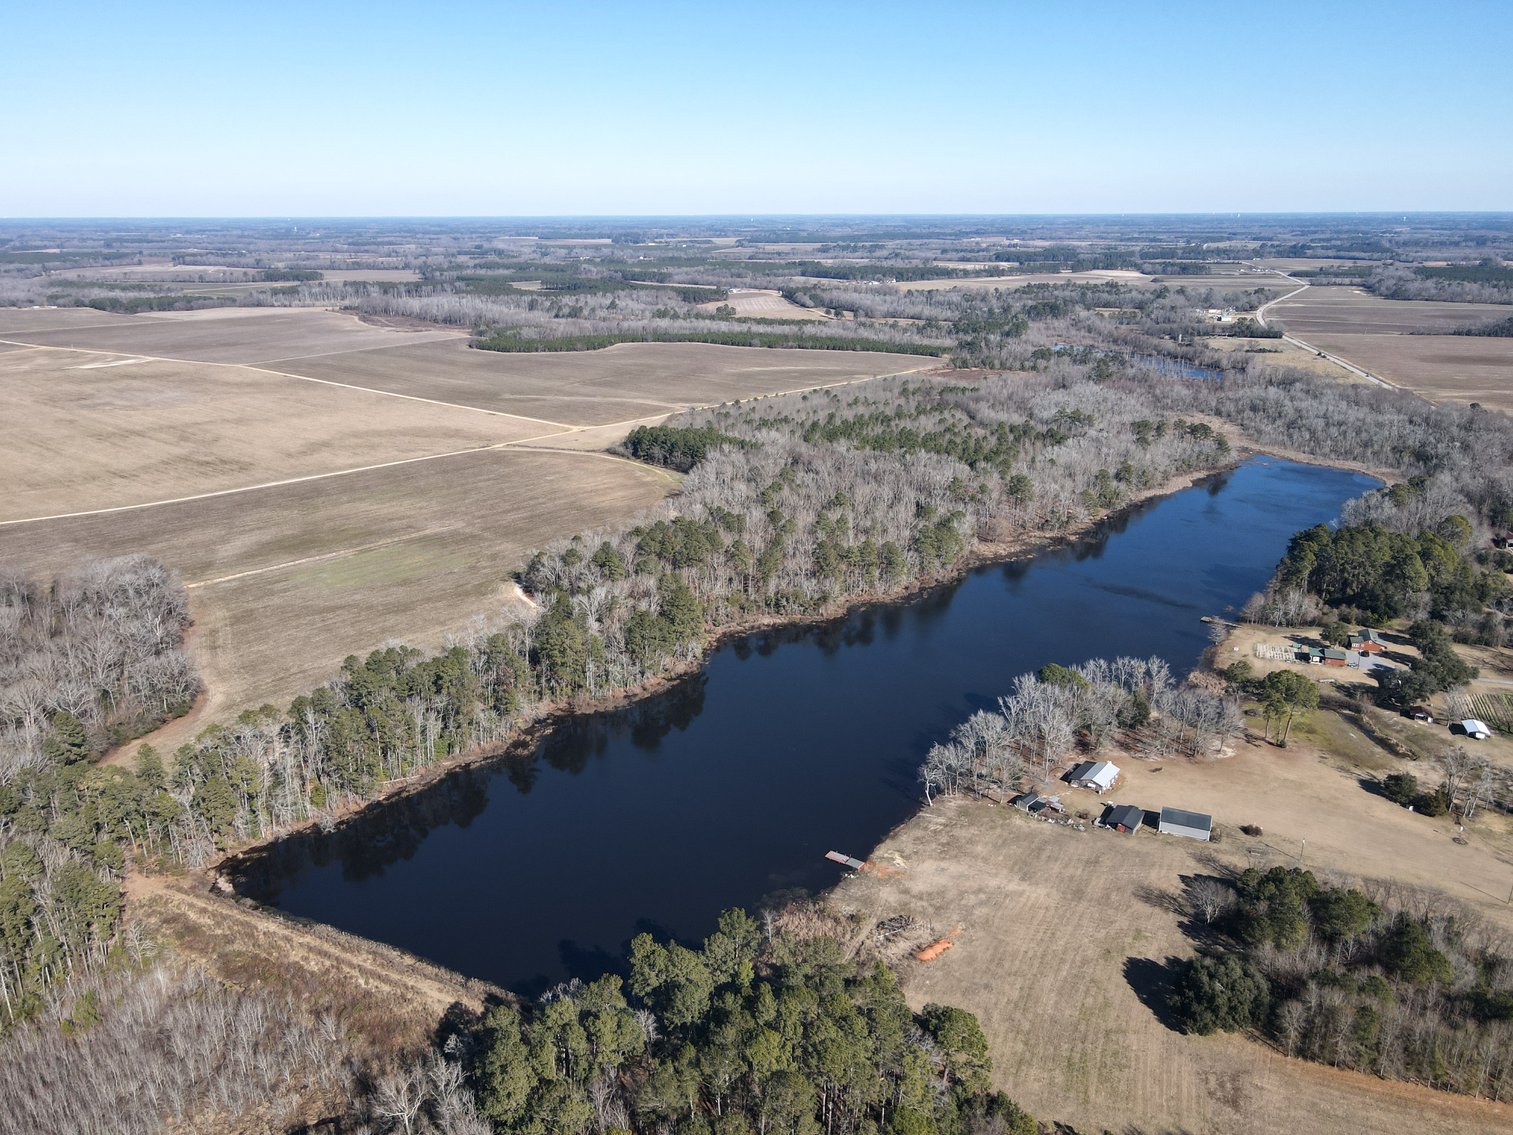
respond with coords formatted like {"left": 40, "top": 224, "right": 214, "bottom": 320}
{"left": 4, "top": 0, "right": 1510, "bottom": 216}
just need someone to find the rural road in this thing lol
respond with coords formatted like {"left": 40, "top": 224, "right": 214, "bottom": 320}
{"left": 1254, "top": 270, "right": 1394, "bottom": 389}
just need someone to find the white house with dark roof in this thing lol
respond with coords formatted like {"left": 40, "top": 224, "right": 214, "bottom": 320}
{"left": 1068, "top": 760, "right": 1120, "bottom": 793}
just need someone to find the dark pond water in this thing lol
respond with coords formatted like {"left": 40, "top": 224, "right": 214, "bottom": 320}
{"left": 233, "top": 458, "right": 1376, "bottom": 993}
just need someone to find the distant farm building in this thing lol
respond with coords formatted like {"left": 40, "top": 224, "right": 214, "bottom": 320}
{"left": 1348, "top": 629, "right": 1385, "bottom": 653}
{"left": 1068, "top": 760, "right": 1120, "bottom": 793}
{"left": 1100, "top": 803, "right": 1145, "bottom": 834}
{"left": 1305, "top": 646, "right": 1349, "bottom": 667}
{"left": 1460, "top": 719, "right": 1493, "bottom": 741}
{"left": 1158, "top": 806, "right": 1213, "bottom": 842}
{"left": 1012, "top": 792, "right": 1064, "bottom": 816}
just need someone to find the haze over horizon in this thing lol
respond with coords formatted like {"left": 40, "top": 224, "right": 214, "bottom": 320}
{"left": 6, "top": 0, "right": 1511, "bottom": 217}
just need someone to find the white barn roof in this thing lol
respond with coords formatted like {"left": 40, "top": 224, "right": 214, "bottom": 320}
{"left": 1071, "top": 760, "right": 1120, "bottom": 790}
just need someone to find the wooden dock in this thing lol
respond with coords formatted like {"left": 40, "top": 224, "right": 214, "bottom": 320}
{"left": 825, "top": 851, "right": 866, "bottom": 870}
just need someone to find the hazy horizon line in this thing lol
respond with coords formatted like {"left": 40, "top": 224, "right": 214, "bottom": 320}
{"left": 4, "top": 210, "right": 1513, "bottom": 224}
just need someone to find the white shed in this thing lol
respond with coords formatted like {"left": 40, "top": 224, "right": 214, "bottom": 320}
{"left": 1069, "top": 760, "right": 1120, "bottom": 794}
{"left": 1461, "top": 719, "right": 1493, "bottom": 740}
{"left": 1157, "top": 806, "right": 1213, "bottom": 842}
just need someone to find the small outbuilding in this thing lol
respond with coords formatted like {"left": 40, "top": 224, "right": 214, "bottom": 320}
{"left": 1068, "top": 760, "right": 1121, "bottom": 793}
{"left": 1322, "top": 648, "right": 1349, "bottom": 667}
{"left": 1100, "top": 803, "right": 1145, "bottom": 834}
{"left": 1158, "top": 806, "right": 1214, "bottom": 842}
{"left": 1460, "top": 718, "right": 1493, "bottom": 741}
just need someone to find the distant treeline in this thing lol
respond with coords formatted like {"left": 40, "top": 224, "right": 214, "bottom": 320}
{"left": 1416, "top": 263, "right": 1513, "bottom": 286}
{"left": 83, "top": 294, "right": 232, "bottom": 314}
{"left": 1448, "top": 315, "right": 1513, "bottom": 337}
{"left": 471, "top": 328, "right": 947, "bottom": 355}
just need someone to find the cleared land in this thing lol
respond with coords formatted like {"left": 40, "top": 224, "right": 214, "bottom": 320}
{"left": 1269, "top": 286, "right": 1510, "bottom": 336}
{"left": 1201, "top": 335, "right": 1372, "bottom": 381}
{"left": 833, "top": 790, "right": 1513, "bottom": 1135}
{"left": 0, "top": 448, "right": 671, "bottom": 718}
{"left": 278, "top": 338, "right": 938, "bottom": 425}
{"left": 0, "top": 346, "right": 546, "bottom": 519}
{"left": 695, "top": 287, "right": 831, "bottom": 320}
{"left": 1268, "top": 286, "right": 1513, "bottom": 409}
{"left": 0, "top": 306, "right": 144, "bottom": 333}
{"left": 0, "top": 306, "right": 464, "bottom": 364}
{"left": 0, "top": 307, "right": 927, "bottom": 723}
{"left": 893, "top": 269, "right": 1276, "bottom": 293}
{"left": 1286, "top": 334, "right": 1513, "bottom": 412}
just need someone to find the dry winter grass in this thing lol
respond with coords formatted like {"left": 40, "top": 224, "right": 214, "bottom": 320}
{"left": 126, "top": 872, "right": 493, "bottom": 1055}
{"left": 695, "top": 287, "right": 832, "bottom": 320}
{"left": 282, "top": 338, "right": 939, "bottom": 425}
{"left": 1268, "top": 286, "right": 1510, "bottom": 336}
{"left": 1266, "top": 286, "right": 1513, "bottom": 409}
{"left": 0, "top": 448, "right": 671, "bottom": 719}
{"left": 832, "top": 795, "right": 1513, "bottom": 1135}
{"left": 0, "top": 346, "right": 543, "bottom": 519}
{"left": 0, "top": 306, "right": 463, "bottom": 364}
{"left": 1300, "top": 334, "right": 1513, "bottom": 413}
{"left": 0, "top": 307, "right": 931, "bottom": 722}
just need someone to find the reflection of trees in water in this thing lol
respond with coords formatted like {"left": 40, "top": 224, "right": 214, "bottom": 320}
{"left": 522, "top": 670, "right": 711, "bottom": 769}
{"left": 231, "top": 767, "right": 491, "bottom": 894}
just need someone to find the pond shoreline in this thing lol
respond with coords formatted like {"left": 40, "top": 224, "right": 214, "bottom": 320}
{"left": 207, "top": 452, "right": 1382, "bottom": 992}
{"left": 214, "top": 455, "right": 1253, "bottom": 890}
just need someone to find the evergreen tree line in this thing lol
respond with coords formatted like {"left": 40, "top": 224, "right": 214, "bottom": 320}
{"left": 620, "top": 425, "right": 752, "bottom": 473}
{"left": 1169, "top": 867, "right": 1513, "bottom": 1099}
{"left": 465, "top": 911, "right": 1036, "bottom": 1135}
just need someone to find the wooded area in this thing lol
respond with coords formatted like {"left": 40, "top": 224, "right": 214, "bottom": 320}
{"left": 1169, "top": 866, "right": 1513, "bottom": 1100}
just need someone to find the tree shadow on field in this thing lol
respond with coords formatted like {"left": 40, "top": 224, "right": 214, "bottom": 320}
{"left": 1132, "top": 882, "right": 1184, "bottom": 916}
{"left": 1123, "top": 956, "right": 1185, "bottom": 1032}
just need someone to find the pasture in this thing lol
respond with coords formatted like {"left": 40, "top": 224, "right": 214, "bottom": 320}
{"left": 0, "top": 448, "right": 672, "bottom": 718}
{"left": 278, "top": 337, "right": 938, "bottom": 425}
{"left": 0, "top": 346, "right": 540, "bottom": 519}
{"left": 833, "top": 789, "right": 1513, "bottom": 1135}
{"left": 695, "top": 287, "right": 831, "bottom": 320}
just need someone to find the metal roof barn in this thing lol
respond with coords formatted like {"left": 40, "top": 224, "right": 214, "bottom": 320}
{"left": 1158, "top": 806, "right": 1213, "bottom": 842}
